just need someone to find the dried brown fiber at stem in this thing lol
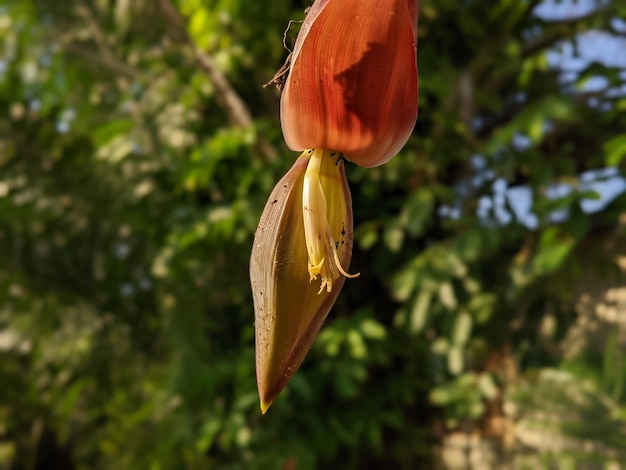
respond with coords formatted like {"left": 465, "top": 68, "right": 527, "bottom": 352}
{"left": 263, "top": 7, "right": 311, "bottom": 91}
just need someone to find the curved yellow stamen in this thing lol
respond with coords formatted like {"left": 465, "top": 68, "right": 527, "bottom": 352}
{"left": 308, "top": 257, "right": 325, "bottom": 279}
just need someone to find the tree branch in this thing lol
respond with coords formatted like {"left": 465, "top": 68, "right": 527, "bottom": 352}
{"left": 523, "top": 4, "right": 615, "bottom": 58}
{"left": 73, "top": 3, "right": 139, "bottom": 80}
{"left": 159, "top": 0, "right": 277, "bottom": 162}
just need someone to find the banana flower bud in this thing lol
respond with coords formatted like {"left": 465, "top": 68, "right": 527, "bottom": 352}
{"left": 251, "top": 0, "right": 418, "bottom": 412}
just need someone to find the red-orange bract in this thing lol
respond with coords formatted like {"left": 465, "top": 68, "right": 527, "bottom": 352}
{"left": 281, "top": 0, "right": 419, "bottom": 167}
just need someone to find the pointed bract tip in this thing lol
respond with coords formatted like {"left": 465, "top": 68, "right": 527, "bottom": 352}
{"left": 260, "top": 400, "right": 272, "bottom": 414}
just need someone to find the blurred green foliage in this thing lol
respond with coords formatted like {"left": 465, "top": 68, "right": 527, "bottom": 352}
{"left": 1, "top": 0, "right": 626, "bottom": 468}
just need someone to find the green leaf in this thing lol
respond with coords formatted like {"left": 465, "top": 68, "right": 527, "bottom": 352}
{"left": 604, "top": 134, "right": 626, "bottom": 166}
{"left": 451, "top": 311, "right": 473, "bottom": 346}
{"left": 360, "top": 318, "right": 386, "bottom": 340}
{"left": 447, "top": 346, "right": 464, "bottom": 375}
{"left": 409, "top": 289, "right": 432, "bottom": 334}
{"left": 438, "top": 282, "right": 457, "bottom": 310}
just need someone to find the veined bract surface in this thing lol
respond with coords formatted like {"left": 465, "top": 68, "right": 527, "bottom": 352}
{"left": 281, "top": 0, "right": 419, "bottom": 167}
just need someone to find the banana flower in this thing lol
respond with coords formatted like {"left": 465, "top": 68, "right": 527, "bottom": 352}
{"left": 251, "top": 0, "right": 419, "bottom": 413}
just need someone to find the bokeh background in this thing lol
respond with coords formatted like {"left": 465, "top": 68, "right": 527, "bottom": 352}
{"left": 1, "top": 0, "right": 626, "bottom": 468}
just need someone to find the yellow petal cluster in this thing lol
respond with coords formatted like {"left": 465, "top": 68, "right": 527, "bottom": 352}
{"left": 302, "top": 149, "right": 359, "bottom": 293}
